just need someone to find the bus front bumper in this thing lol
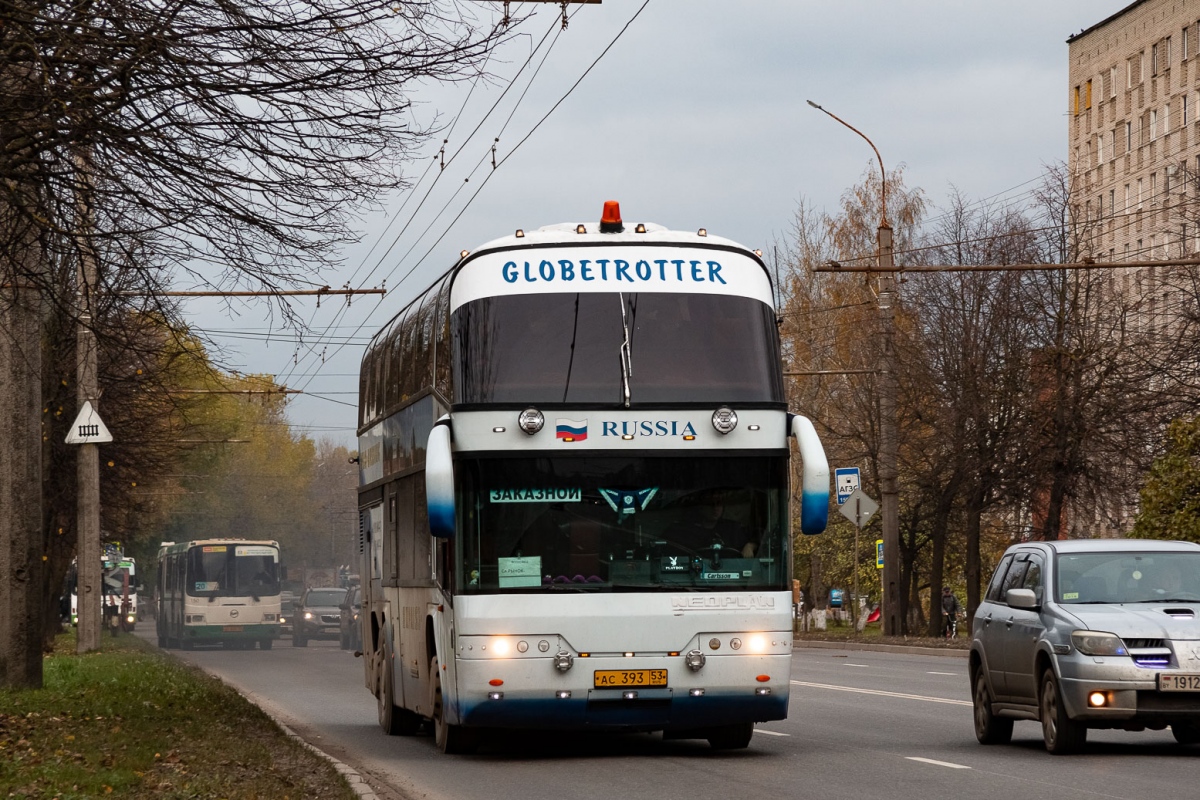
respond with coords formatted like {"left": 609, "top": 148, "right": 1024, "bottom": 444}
{"left": 454, "top": 652, "right": 789, "bottom": 731}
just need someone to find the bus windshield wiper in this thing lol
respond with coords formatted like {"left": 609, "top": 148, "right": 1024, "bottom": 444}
{"left": 618, "top": 292, "right": 632, "bottom": 408}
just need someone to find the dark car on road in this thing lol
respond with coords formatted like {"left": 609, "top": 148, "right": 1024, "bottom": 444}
{"left": 971, "top": 538, "right": 1200, "bottom": 754}
{"left": 339, "top": 585, "right": 362, "bottom": 651}
{"left": 292, "top": 587, "right": 349, "bottom": 647}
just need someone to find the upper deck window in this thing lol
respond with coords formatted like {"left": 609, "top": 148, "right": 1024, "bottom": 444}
{"left": 453, "top": 291, "right": 783, "bottom": 405}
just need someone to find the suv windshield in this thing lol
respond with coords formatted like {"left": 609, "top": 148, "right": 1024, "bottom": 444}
{"left": 187, "top": 544, "right": 280, "bottom": 598}
{"left": 458, "top": 454, "right": 788, "bottom": 593}
{"left": 305, "top": 589, "right": 347, "bottom": 606}
{"left": 1056, "top": 551, "right": 1200, "bottom": 604}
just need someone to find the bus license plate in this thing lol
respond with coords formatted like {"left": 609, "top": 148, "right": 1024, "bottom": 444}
{"left": 1159, "top": 674, "right": 1200, "bottom": 691}
{"left": 594, "top": 669, "right": 667, "bottom": 688}
{"left": 223, "top": 625, "right": 243, "bottom": 632}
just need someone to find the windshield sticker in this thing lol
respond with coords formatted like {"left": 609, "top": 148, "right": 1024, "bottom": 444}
{"left": 202, "top": 546, "right": 227, "bottom": 553}
{"left": 490, "top": 488, "right": 581, "bottom": 503}
{"left": 235, "top": 545, "right": 279, "bottom": 559}
{"left": 661, "top": 556, "right": 690, "bottom": 573}
{"left": 498, "top": 556, "right": 542, "bottom": 588}
{"left": 1062, "top": 592, "right": 1080, "bottom": 600}
{"left": 556, "top": 418, "right": 588, "bottom": 442}
{"left": 1132, "top": 570, "right": 1143, "bottom": 580}
{"left": 701, "top": 572, "right": 741, "bottom": 580}
{"left": 599, "top": 487, "right": 658, "bottom": 516}
{"left": 195, "top": 581, "right": 219, "bottom": 592}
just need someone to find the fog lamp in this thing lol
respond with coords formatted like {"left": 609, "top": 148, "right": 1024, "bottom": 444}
{"left": 1089, "top": 692, "right": 1108, "bottom": 707}
{"left": 518, "top": 407, "right": 545, "bottom": 435}
{"left": 712, "top": 406, "right": 738, "bottom": 434}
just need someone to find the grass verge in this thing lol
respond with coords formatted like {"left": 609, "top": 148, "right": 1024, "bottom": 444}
{"left": 0, "top": 631, "right": 357, "bottom": 799}
{"left": 795, "top": 624, "right": 969, "bottom": 650}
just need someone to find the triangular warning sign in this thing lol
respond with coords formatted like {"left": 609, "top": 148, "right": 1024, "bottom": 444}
{"left": 65, "top": 401, "right": 113, "bottom": 444}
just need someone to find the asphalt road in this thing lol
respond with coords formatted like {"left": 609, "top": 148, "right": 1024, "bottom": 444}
{"left": 134, "top": 628, "right": 1199, "bottom": 800}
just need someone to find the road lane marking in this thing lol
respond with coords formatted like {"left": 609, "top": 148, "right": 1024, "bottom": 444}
{"left": 845, "top": 663, "right": 870, "bottom": 668}
{"left": 755, "top": 730, "right": 791, "bottom": 737}
{"left": 906, "top": 757, "right": 971, "bottom": 770}
{"left": 790, "top": 680, "right": 972, "bottom": 706}
{"left": 927, "top": 671, "right": 957, "bottom": 676}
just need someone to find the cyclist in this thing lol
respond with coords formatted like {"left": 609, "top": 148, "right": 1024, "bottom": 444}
{"left": 941, "top": 586, "right": 961, "bottom": 638}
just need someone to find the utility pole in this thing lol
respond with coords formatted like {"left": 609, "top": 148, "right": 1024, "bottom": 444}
{"left": 808, "top": 100, "right": 903, "bottom": 635}
{"left": 74, "top": 152, "right": 102, "bottom": 654}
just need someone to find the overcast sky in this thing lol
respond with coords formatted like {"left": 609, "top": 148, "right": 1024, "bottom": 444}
{"left": 181, "top": 0, "right": 1132, "bottom": 449}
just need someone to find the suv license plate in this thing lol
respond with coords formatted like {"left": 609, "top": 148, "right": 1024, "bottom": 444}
{"left": 1159, "top": 674, "right": 1200, "bottom": 692}
{"left": 594, "top": 669, "right": 667, "bottom": 688}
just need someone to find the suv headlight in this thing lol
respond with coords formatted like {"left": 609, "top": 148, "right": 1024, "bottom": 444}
{"left": 303, "top": 611, "right": 313, "bottom": 620}
{"left": 1071, "top": 631, "right": 1127, "bottom": 656}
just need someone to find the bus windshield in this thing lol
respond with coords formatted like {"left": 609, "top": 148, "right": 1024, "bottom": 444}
{"left": 458, "top": 455, "right": 788, "bottom": 593}
{"left": 453, "top": 293, "right": 783, "bottom": 406}
{"left": 187, "top": 544, "right": 280, "bottom": 598}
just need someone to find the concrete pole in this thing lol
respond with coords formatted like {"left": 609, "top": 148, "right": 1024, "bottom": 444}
{"left": 75, "top": 153, "right": 102, "bottom": 654}
{"left": 877, "top": 224, "right": 902, "bottom": 635}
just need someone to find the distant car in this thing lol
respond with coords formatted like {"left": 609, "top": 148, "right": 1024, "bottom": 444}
{"left": 339, "top": 585, "right": 362, "bottom": 651}
{"left": 279, "top": 591, "right": 295, "bottom": 636}
{"left": 292, "top": 587, "right": 349, "bottom": 647}
{"left": 971, "top": 539, "right": 1200, "bottom": 754}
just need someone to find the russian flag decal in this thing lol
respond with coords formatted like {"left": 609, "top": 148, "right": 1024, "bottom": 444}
{"left": 556, "top": 418, "right": 588, "bottom": 442}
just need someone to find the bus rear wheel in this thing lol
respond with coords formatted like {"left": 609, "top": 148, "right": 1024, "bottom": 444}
{"left": 430, "top": 657, "right": 479, "bottom": 754}
{"left": 707, "top": 722, "right": 753, "bottom": 750}
{"left": 378, "top": 660, "right": 421, "bottom": 736}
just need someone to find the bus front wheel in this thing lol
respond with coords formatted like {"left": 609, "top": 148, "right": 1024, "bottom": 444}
{"left": 430, "top": 657, "right": 479, "bottom": 754}
{"left": 707, "top": 722, "right": 753, "bottom": 750}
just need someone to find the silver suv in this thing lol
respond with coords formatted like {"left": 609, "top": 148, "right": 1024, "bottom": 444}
{"left": 971, "top": 539, "right": 1200, "bottom": 753}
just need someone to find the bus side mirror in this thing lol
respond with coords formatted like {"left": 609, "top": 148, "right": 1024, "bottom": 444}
{"left": 280, "top": 565, "right": 288, "bottom": 581}
{"left": 426, "top": 418, "right": 456, "bottom": 539}
{"left": 790, "top": 414, "right": 830, "bottom": 535}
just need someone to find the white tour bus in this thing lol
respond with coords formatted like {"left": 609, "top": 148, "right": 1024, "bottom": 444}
{"left": 155, "top": 539, "right": 283, "bottom": 650}
{"left": 357, "top": 202, "right": 829, "bottom": 753}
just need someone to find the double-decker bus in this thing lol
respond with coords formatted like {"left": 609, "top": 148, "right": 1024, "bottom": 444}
{"left": 155, "top": 539, "right": 283, "bottom": 650}
{"left": 357, "top": 202, "right": 829, "bottom": 753}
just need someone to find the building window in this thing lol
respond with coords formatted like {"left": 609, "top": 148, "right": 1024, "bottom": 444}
{"left": 1074, "top": 85, "right": 1081, "bottom": 116}
{"left": 1151, "top": 110, "right": 1159, "bottom": 140}
{"left": 1097, "top": 132, "right": 1105, "bottom": 163}
{"left": 1167, "top": 37, "right": 1172, "bottom": 68}
{"left": 1186, "top": 94, "right": 1191, "bottom": 127}
{"left": 1126, "top": 120, "right": 1133, "bottom": 151}
{"left": 1164, "top": 102, "right": 1171, "bottom": 132}
{"left": 1086, "top": 79, "right": 1093, "bottom": 110}
{"left": 1187, "top": 26, "right": 1192, "bottom": 61}
{"left": 1151, "top": 172, "right": 1157, "bottom": 201}
{"left": 1109, "top": 188, "right": 1115, "bottom": 214}
{"left": 1138, "top": 178, "right": 1144, "bottom": 208}
{"left": 1153, "top": 43, "right": 1160, "bottom": 76}
{"left": 1111, "top": 66, "right": 1118, "bottom": 98}
{"left": 1124, "top": 183, "right": 1131, "bottom": 211}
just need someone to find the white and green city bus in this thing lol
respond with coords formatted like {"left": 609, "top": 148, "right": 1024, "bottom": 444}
{"left": 155, "top": 539, "right": 283, "bottom": 650}
{"left": 357, "top": 202, "right": 829, "bottom": 753}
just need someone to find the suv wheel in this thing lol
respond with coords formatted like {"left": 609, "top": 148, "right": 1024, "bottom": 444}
{"left": 1172, "top": 721, "right": 1200, "bottom": 745}
{"left": 1040, "top": 670, "right": 1086, "bottom": 754}
{"left": 973, "top": 670, "right": 1013, "bottom": 744}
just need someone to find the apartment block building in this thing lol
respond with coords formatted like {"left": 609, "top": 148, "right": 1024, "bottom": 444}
{"left": 1068, "top": 0, "right": 1200, "bottom": 264}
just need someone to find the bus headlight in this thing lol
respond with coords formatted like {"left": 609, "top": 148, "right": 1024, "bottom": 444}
{"left": 711, "top": 406, "right": 737, "bottom": 434}
{"left": 518, "top": 407, "right": 545, "bottom": 435}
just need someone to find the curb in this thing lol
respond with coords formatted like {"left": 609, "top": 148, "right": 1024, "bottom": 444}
{"left": 794, "top": 640, "right": 968, "bottom": 658}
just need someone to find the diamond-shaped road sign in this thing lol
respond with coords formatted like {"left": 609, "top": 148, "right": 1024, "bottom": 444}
{"left": 65, "top": 400, "right": 113, "bottom": 444}
{"left": 838, "top": 488, "right": 878, "bottom": 529}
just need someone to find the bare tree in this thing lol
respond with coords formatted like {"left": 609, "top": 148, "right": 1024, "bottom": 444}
{"left": 0, "top": 0, "right": 518, "bottom": 685}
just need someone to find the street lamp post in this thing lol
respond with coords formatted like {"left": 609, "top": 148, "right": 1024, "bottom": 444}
{"left": 807, "top": 101, "right": 902, "bottom": 635}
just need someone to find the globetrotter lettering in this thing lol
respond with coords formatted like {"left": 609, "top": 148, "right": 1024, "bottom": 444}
{"left": 501, "top": 258, "right": 727, "bottom": 286}
{"left": 601, "top": 420, "right": 698, "bottom": 437}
